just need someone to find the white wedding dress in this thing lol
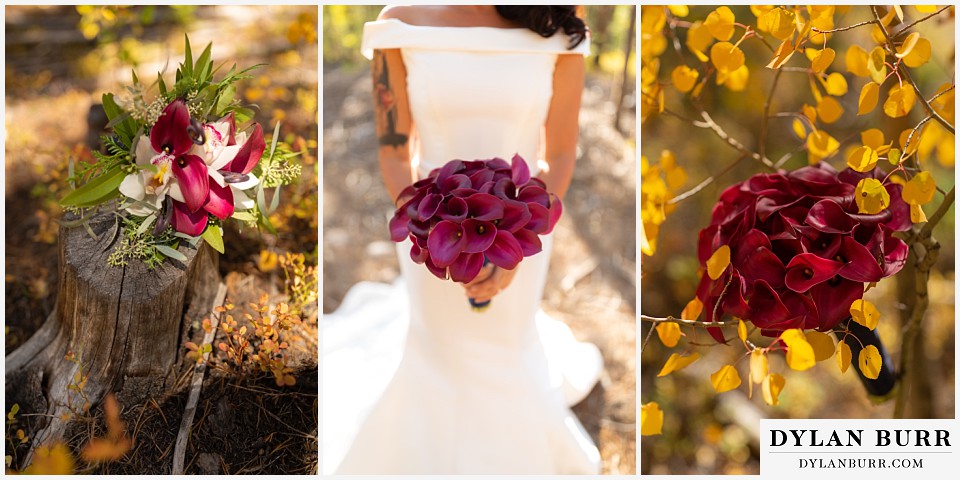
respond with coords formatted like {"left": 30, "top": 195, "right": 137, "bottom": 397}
{"left": 322, "top": 19, "right": 603, "bottom": 474}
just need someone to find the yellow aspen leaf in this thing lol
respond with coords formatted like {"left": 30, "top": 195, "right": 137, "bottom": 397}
{"left": 884, "top": 84, "right": 917, "bottom": 118}
{"left": 801, "top": 104, "right": 818, "bottom": 122}
{"left": 893, "top": 5, "right": 905, "bottom": 22}
{"left": 758, "top": 7, "right": 796, "bottom": 41}
{"left": 706, "top": 245, "right": 730, "bottom": 280}
{"left": 930, "top": 83, "right": 955, "bottom": 124}
{"left": 710, "top": 364, "right": 742, "bottom": 393}
{"left": 867, "top": 46, "right": 887, "bottom": 85}
{"left": 915, "top": 5, "right": 939, "bottom": 13}
{"left": 750, "top": 349, "right": 768, "bottom": 384}
{"left": 805, "top": 331, "right": 836, "bottom": 361}
{"left": 809, "top": 76, "right": 824, "bottom": 104}
{"left": 751, "top": 5, "right": 774, "bottom": 17}
{"left": 656, "top": 322, "right": 682, "bottom": 348}
{"left": 667, "top": 5, "right": 689, "bottom": 17}
{"left": 641, "top": 402, "right": 664, "bottom": 435}
{"left": 824, "top": 72, "right": 848, "bottom": 96}
{"left": 895, "top": 32, "right": 921, "bottom": 59}
{"left": 836, "top": 340, "right": 852, "bottom": 373}
{"left": 850, "top": 298, "right": 880, "bottom": 330}
{"left": 671, "top": 65, "right": 699, "bottom": 93}
{"left": 762, "top": 373, "right": 786, "bottom": 406}
{"left": 23, "top": 443, "right": 75, "bottom": 475}
{"left": 860, "top": 129, "right": 889, "bottom": 153}
{"left": 682, "top": 297, "right": 704, "bottom": 320}
{"left": 792, "top": 119, "right": 808, "bottom": 140}
{"left": 858, "top": 82, "right": 880, "bottom": 115}
{"left": 888, "top": 148, "right": 902, "bottom": 166}
{"left": 810, "top": 48, "right": 836, "bottom": 74}
{"left": 658, "top": 352, "right": 702, "bottom": 377}
{"left": 858, "top": 345, "right": 883, "bottom": 380}
{"left": 738, "top": 319, "right": 748, "bottom": 342}
{"left": 781, "top": 329, "right": 816, "bottom": 371}
{"left": 846, "top": 45, "right": 870, "bottom": 77}
{"left": 717, "top": 64, "right": 749, "bottom": 91}
{"left": 665, "top": 167, "right": 687, "bottom": 190}
{"left": 808, "top": 129, "right": 840, "bottom": 164}
{"left": 911, "top": 203, "right": 928, "bottom": 223}
{"left": 767, "top": 39, "right": 796, "bottom": 69}
{"left": 899, "top": 126, "right": 927, "bottom": 156}
{"left": 686, "top": 21, "right": 714, "bottom": 62}
{"left": 855, "top": 178, "right": 890, "bottom": 214}
{"left": 705, "top": 6, "right": 736, "bottom": 41}
{"left": 817, "top": 96, "right": 843, "bottom": 124}
{"left": 901, "top": 37, "right": 931, "bottom": 68}
{"left": 903, "top": 171, "right": 936, "bottom": 205}
{"left": 878, "top": 6, "right": 897, "bottom": 26}
{"left": 710, "top": 42, "right": 745, "bottom": 73}
{"left": 847, "top": 146, "right": 880, "bottom": 172}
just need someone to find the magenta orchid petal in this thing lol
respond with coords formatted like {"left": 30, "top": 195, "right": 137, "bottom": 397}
{"left": 224, "top": 123, "right": 265, "bottom": 174}
{"left": 171, "top": 200, "right": 208, "bottom": 236}
{"left": 486, "top": 157, "right": 510, "bottom": 170}
{"left": 436, "top": 160, "right": 464, "bottom": 184}
{"left": 171, "top": 154, "right": 210, "bottom": 213}
{"left": 468, "top": 169, "right": 495, "bottom": 189}
{"left": 498, "top": 199, "right": 532, "bottom": 233}
{"left": 466, "top": 193, "right": 504, "bottom": 221}
{"left": 510, "top": 154, "right": 531, "bottom": 186}
{"left": 449, "top": 252, "right": 485, "bottom": 283}
{"left": 513, "top": 228, "right": 543, "bottom": 256}
{"left": 517, "top": 185, "right": 549, "bottom": 208}
{"left": 461, "top": 218, "right": 497, "bottom": 253}
{"left": 810, "top": 279, "right": 863, "bottom": 331}
{"left": 204, "top": 181, "right": 235, "bottom": 220}
{"left": 437, "top": 196, "right": 469, "bottom": 222}
{"left": 150, "top": 99, "right": 193, "bottom": 155}
{"left": 491, "top": 178, "right": 517, "bottom": 200}
{"left": 485, "top": 230, "right": 523, "bottom": 270}
{"left": 784, "top": 253, "right": 844, "bottom": 293}
{"left": 806, "top": 199, "right": 857, "bottom": 233}
{"left": 426, "top": 220, "right": 466, "bottom": 268}
{"left": 440, "top": 174, "right": 472, "bottom": 195}
{"left": 416, "top": 193, "right": 442, "bottom": 221}
{"left": 837, "top": 237, "right": 884, "bottom": 282}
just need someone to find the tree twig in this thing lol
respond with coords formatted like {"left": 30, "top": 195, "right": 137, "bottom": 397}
{"left": 692, "top": 110, "right": 776, "bottom": 169}
{"left": 891, "top": 5, "right": 952, "bottom": 39}
{"left": 920, "top": 187, "right": 955, "bottom": 238}
{"left": 668, "top": 154, "right": 747, "bottom": 204}
{"left": 640, "top": 314, "right": 741, "bottom": 328}
{"left": 813, "top": 19, "right": 878, "bottom": 34}
{"left": 759, "top": 69, "right": 782, "bottom": 164}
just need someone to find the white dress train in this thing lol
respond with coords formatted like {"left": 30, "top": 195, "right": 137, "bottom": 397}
{"left": 322, "top": 19, "right": 603, "bottom": 474}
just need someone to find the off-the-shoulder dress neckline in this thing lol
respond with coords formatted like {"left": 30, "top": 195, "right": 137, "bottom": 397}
{"left": 372, "top": 17, "right": 531, "bottom": 32}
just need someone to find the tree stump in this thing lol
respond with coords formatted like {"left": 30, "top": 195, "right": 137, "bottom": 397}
{"left": 5, "top": 211, "right": 221, "bottom": 465}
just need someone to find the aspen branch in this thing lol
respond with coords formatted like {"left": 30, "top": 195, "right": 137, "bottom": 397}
{"left": 668, "top": 154, "right": 747, "bottom": 204}
{"left": 891, "top": 6, "right": 952, "bottom": 39}
{"left": 641, "top": 314, "right": 741, "bottom": 328}
{"left": 812, "top": 19, "right": 878, "bottom": 34}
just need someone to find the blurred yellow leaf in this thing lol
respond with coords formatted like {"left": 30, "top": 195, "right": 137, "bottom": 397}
{"left": 681, "top": 297, "right": 703, "bottom": 320}
{"left": 758, "top": 8, "right": 796, "bottom": 40}
{"left": 900, "top": 37, "right": 931, "bottom": 68}
{"left": 24, "top": 443, "right": 74, "bottom": 475}
{"left": 847, "top": 146, "right": 879, "bottom": 172}
{"left": 899, "top": 126, "right": 927, "bottom": 157}
{"left": 762, "top": 373, "right": 786, "bottom": 406}
{"left": 751, "top": 5, "right": 775, "bottom": 17}
{"left": 895, "top": 32, "right": 921, "bottom": 58}
{"left": 671, "top": 65, "right": 699, "bottom": 93}
{"left": 710, "top": 364, "right": 742, "bottom": 393}
{"left": 824, "top": 72, "right": 848, "bottom": 96}
{"left": 686, "top": 21, "right": 714, "bottom": 62}
{"left": 808, "top": 129, "right": 840, "bottom": 163}
{"left": 781, "top": 329, "right": 816, "bottom": 371}
{"left": 705, "top": 6, "right": 736, "bottom": 41}
{"left": 859, "top": 345, "right": 883, "bottom": 380}
{"left": 911, "top": 203, "right": 928, "bottom": 222}
{"left": 857, "top": 82, "right": 880, "bottom": 115}
{"left": 837, "top": 340, "right": 852, "bottom": 373}
{"left": 810, "top": 48, "right": 836, "bottom": 73}
{"left": 805, "top": 331, "right": 836, "bottom": 361}
{"left": 738, "top": 319, "right": 748, "bottom": 342}
{"left": 817, "top": 96, "right": 843, "bottom": 123}
{"left": 855, "top": 178, "right": 890, "bottom": 214}
{"left": 792, "top": 119, "right": 808, "bottom": 139}
{"left": 658, "top": 352, "right": 702, "bottom": 377}
{"left": 767, "top": 39, "right": 796, "bottom": 69}
{"left": 710, "top": 42, "right": 745, "bottom": 73}
{"left": 656, "top": 322, "right": 682, "bottom": 348}
{"left": 259, "top": 250, "right": 279, "bottom": 272}
{"left": 750, "top": 349, "right": 768, "bottom": 383}
{"left": 846, "top": 45, "right": 870, "bottom": 77}
{"left": 860, "top": 128, "right": 890, "bottom": 154}
{"left": 706, "top": 245, "right": 730, "bottom": 280}
{"left": 930, "top": 83, "right": 955, "bottom": 124}
{"left": 668, "top": 5, "right": 689, "bottom": 17}
{"left": 884, "top": 84, "right": 917, "bottom": 118}
{"left": 867, "top": 46, "right": 887, "bottom": 85}
{"left": 893, "top": 5, "right": 905, "bottom": 22}
{"left": 915, "top": 6, "right": 939, "bottom": 13}
{"left": 903, "top": 171, "right": 937, "bottom": 206}
{"left": 641, "top": 402, "right": 664, "bottom": 435}
{"left": 717, "top": 65, "right": 749, "bottom": 91}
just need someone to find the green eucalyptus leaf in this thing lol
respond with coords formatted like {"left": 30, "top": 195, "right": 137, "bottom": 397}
{"left": 60, "top": 166, "right": 126, "bottom": 207}
{"left": 156, "top": 244, "right": 188, "bottom": 262}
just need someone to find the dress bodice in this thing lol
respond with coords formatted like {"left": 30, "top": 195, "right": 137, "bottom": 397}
{"left": 362, "top": 19, "right": 590, "bottom": 177}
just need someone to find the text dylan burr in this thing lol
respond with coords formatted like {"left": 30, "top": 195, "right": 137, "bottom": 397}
{"left": 771, "top": 429, "right": 951, "bottom": 448}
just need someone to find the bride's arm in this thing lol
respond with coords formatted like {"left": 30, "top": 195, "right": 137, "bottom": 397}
{"left": 371, "top": 47, "right": 415, "bottom": 202}
{"left": 538, "top": 53, "right": 585, "bottom": 200}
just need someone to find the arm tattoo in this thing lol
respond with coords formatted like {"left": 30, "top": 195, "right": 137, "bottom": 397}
{"left": 373, "top": 52, "right": 409, "bottom": 148}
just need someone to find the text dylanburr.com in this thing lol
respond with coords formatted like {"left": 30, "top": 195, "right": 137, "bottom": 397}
{"left": 760, "top": 419, "right": 958, "bottom": 479}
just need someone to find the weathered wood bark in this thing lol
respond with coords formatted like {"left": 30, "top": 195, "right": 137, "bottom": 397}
{"left": 5, "top": 211, "right": 220, "bottom": 464}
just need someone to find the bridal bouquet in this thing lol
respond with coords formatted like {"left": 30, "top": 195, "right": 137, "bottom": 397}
{"left": 60, "top": 37, "right": 301, "bottom": 267}
{"left": 695, "top": 162, "right": 911, "bottom": 343}
{"left": 389, "top": 155, "right": 562, "bottom": 284}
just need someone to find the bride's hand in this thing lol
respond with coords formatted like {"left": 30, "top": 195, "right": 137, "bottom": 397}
{"left": 463, "top": 264, "right": 517, "bottom": 303}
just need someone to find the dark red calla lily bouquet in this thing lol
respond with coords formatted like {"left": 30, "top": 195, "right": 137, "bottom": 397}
{"left": 696, "top": 162, "right": 911, "bottom": 343}
{"left": 60, "top": 37, "right": 301, "bottom": 267}
{"left": 389, "top": 154, "right": 562, "bottom": 286}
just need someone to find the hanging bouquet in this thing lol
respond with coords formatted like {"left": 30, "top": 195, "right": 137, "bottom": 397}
{"left": 389, "top": 155, "right": 562, "bottom": 306}
{"left": 59, "top": 37, "right": 301, "bottom": 267}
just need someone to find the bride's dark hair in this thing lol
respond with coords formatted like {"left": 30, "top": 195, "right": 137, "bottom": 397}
{"left": 494, "top": 6, "right": 587, "bottom": 49}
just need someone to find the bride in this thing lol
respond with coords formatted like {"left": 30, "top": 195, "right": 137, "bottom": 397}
{"left": 323, "top": 5, "right": 604, "bottom": 474}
